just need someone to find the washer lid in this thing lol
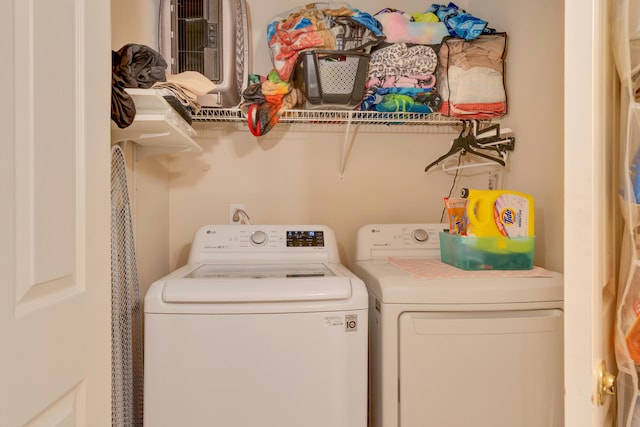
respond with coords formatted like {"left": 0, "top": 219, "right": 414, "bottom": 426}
{"left": 161, "top": 263, "right": 352, "bottom": 303}
{"left": 185, "top": 263, "right": 335, "bottom": 279}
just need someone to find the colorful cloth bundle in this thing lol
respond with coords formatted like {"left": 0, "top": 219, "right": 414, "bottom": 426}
{"left": 267, "top": 3, "right": 383, "bottom": 82}
{"left": 426, "top": 3, "right": 491, "bottom": 41}
{"left": 359, "top": 42, "right": 442, "bottom": 113}
{"left": 373, "top": 9, "right": 449, "bottom": 45}
{"left": 241, "top": 71, "right": 300, "bottom": 136}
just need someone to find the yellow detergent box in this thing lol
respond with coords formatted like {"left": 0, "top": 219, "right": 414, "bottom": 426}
{"left": 462, "top": 188, "right": 534, "bottom": 237}
{"left": 439, "top": 232, "right": 535, "bottom": 270}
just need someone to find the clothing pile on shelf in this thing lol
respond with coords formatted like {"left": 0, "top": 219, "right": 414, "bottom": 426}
{"left": 357, "top": 8, "right": 445, "bottom": 114}
{"left": 110, "top": 43, "right": 215, "bottom": 128}
{"left": 242, "top": 2, "right": 383, "bottom": 135}
{"left": 240, "top": 2, "right": 507, "bottom": 135}
{"left": 437, "top": 33, "right": 508, "bottom": 119}
{"left": 267, "top": 3, "right": 384, "bottom": 82}
{"left": 241, "top": 71, "right": 300, "bottom": 136}
{"left": 360, "top": 4, "right": 504, "bottom": 117}
{"left": 360, "top": 42, "right": 441, "bottom": 113}
{"left": 111, "top": 44, "right": 168, "bottom": 128}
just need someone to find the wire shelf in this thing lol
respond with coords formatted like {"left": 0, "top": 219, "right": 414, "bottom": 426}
{"left": 192, "top": 107, "right": 464, "bottom": 126}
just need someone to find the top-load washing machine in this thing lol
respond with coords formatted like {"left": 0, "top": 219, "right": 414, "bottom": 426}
{"left": 144, "top": 224, "right": 368, "bottom": 427}
{"left": 350, "top": 224, "right": 564, "bottom": 427}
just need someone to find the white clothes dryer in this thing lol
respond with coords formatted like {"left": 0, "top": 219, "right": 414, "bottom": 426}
{"left": 350, "top": 224, "right": 564, "bottom": 427}
{"left": 144, "top": 225, "right": 368, "bottom": 427}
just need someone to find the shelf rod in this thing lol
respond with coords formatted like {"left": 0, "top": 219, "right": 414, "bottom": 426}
{"left": 339, "top": 112, "right": 355, "bottom": 180}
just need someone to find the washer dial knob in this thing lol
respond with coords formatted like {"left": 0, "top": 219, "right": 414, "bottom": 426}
{"left": 250, "top": 230, "right": 268, "bottom": 246}
{"left": 412, "top": 228, "right": 429, "bottom": 243}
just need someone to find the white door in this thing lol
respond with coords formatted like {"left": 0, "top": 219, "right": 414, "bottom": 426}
{"left": 565, "top": 0, "right": 619, "bottom": 426}
{"left": 0, "top": 0, "right": 112, "bottom": 425}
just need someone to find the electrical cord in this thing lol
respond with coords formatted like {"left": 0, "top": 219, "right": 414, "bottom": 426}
{"left": 232, "top": 208, "right": 253, "bottom": 224}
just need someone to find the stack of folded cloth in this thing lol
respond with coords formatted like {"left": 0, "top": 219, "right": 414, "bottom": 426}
{"left": 358, "top": 9, "right": 448, "bottom": 113}
{"left": 359, "top": 42, "right": 442, "bottom": 113}
{"left": 153, "top": 71, "right": 217, "bottom": 123}
{"left": 437, "top": 33, "right": 507, "bottom": 119}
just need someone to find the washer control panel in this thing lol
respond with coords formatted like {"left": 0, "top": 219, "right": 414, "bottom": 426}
{"left": 187, "top": 225, "right": 338, "bottom": 263}
{"left": 355, "top": 223, "right": 448, "bottom": 260}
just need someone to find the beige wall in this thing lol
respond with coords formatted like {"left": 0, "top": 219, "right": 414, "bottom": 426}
{"left": 168, "top": 124, "right": 490, "bottom": 265}
{"left": 112, "top": 0, "right": 565, "bottom": 293}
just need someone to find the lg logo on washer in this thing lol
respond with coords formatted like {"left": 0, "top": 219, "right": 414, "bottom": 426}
{"left": 345, "top": 314, "right": 358, "bottom": 332}
{"left": 324, "top": 314, "right": 358, "bottom": 332}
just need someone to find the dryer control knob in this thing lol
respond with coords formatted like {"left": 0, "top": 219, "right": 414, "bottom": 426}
{"left": 412, "top": 228, "right": 429, "bottom": 243}
{"left": 250, "top": 230, "right": 268, "bottom": 246}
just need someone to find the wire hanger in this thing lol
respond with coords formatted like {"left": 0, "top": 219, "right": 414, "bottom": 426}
{"left": 439, "top": 149, "right": 509, "bottom": 172}
{"left": 473, "top": 121, "right": 516, "bottom": 151}
{"left": 424, "top": 121, "right": 507, "bottom": 172}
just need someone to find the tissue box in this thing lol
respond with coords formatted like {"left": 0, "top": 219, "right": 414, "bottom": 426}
{"left": 439, "top": 232, "right": 535, "bottom": 270}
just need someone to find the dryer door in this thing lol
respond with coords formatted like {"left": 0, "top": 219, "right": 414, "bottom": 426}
{"left": 398, "top": 310, "right": 563, "bottom": 427}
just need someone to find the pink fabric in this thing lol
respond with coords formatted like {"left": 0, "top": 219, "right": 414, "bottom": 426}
{"left": 387, "top": 257, "right": 552, "bottom": 279}
{"left": 375, "top": 10, "right": 449, "bottom": 45}
{"left": 439, "top": 101, "right": 507, "bottom": 119}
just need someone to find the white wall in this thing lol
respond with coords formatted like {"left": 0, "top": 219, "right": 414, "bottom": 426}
{"left": 111, "top": 0, "right": 564, "bottom": 289}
